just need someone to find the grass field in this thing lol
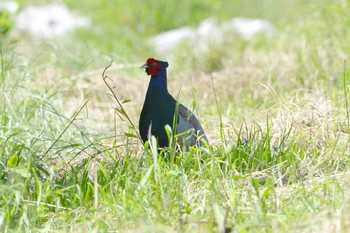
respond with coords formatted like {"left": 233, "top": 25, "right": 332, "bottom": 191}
{"left": 1, "top": 0, "right": 350, "bottom": 232}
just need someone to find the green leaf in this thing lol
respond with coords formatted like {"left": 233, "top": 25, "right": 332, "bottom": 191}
{"left": 115, "top": 108, "right": 126, "bottom": 115}
{"left": 251, "top": 177, "right": 260, "bottom": 196}
{"left": 7, "top": 153, "right": 19, "bottom": 168}
{"left": 124, "top": 132, "right": 138, "bottom": 138}
{"left": 122, "top": 99, "right": 131, "bottom": 104}
{"left": 137, "top": 164, "right": 153, "bottom": 192}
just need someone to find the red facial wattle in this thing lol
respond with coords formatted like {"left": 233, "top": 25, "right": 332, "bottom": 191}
{"left": 145, "top": 58, "right": 161, "bottom": 76}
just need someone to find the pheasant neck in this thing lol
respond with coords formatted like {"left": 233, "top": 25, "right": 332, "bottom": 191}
{"left": 149, "top": 69, "right": 168, "bottom": 90}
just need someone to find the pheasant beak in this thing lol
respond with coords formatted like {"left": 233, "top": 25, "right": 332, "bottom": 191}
{"left": 140, "top": 63, "right": 149, "bottom": 69}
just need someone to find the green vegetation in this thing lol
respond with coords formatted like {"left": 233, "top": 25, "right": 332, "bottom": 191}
{"left": 1, "top": 0, "right": 350, "bottom": 232}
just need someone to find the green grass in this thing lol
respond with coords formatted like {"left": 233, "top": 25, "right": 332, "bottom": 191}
{"left": 1, "top": 0, "right": 350, "bottom": 232}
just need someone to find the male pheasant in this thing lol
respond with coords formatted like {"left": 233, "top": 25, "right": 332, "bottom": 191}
{"left": 139, "top": 58, "right": 208, "bottom": 148}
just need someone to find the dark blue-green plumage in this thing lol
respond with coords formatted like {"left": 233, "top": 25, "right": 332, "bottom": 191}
{"left": 139, "top": 58, "right": 207, "bottom": 148}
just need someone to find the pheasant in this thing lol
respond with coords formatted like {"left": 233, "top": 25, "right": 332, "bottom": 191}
{"left": 139, "top": 58, "right": 208, "bottom": 148}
